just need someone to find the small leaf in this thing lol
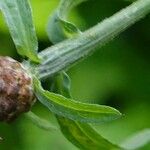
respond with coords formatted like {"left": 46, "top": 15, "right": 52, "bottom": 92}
{"left": 0, "top": 0, "right": 40, "bottom": 62}
{"left": 47, "top": 0, "right": 86, "bottom": 43}
{"left": 120, "top": 129, "right": 150, "bottom": 150}
{"left": 34, "top": 77, "right": 121, "bottom": 123}
{"left": 25, "top": 111, "right": 57, "bottom": 131}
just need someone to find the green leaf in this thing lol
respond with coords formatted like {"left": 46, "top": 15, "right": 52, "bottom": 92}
{"left": 0, "top": 0, "right": 40, "bottom": 63}
{"left": 47, "top": 0, "right": 86, "bottom": 43}
{"left": 34, "top": 77, "right": 121, "bottom": 123}
{"left": 57, "top": 117, "right": 120, "bottom": 150}
{"left": 120, "top": 129, "right": 150, "bottom": 150}
{"left": 24, "top": 111, "right": 57, "bottom": 131}
{"left": 52, "top": 73, "right": 121, "bottom": 150}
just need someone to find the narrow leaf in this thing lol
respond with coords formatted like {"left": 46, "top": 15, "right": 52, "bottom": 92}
{"left": 57, "top": 117, "right": 120, "bottom": 150}
{"left": 34, "top": 77, "right": 121, "bottom": 123}
{"left": 52, "top": 73, "right": 121, "bottom": 150}
{"left": 121, "top": 129, "right": 150, "bottom": 150}
{"left": 24, "top": 111, "right": 57, "bottom": 131}
{"left": 0, "top": 0, "right": 40, "bottom": 62}
{"left": 47, "top": 0, "right": 86, "bottom": 43}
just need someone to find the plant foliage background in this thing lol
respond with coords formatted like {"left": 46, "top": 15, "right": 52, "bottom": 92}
{"left": 0, "top": 0, "right": 150, "bottom": 149}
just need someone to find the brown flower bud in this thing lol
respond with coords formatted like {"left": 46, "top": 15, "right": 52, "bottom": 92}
{"left": 0, "top": 56, "right": 35, "bottom": 122}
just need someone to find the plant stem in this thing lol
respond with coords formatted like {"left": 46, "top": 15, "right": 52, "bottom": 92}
{"left": 25, "top": 111, "right": 58, "bottom": 131}
{"left": 37, "top": 0, "right": 150, "bottom": 79}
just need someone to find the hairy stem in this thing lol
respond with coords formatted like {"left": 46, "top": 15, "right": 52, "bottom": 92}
{"left": 37, "top": 0, "right": 150, "bottom": 79}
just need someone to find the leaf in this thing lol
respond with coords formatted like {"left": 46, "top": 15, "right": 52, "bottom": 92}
{"left": 120, "top": 129, "right": 150, "bottom": 150}
{"left": 47, "top": 0, "right": 86, "bottom": 43}
{"left": 57, "top": 117, "right": 120, "bottom": 150}
{"left": 52, "top": 72, "right": 121, "bottom": 150}
{"left": 34, "top": 77, "right": 121, "bottom": 123}
{"left": 24, "top": 111, "right": 57, "bottom": 131}
{"left": 0, "top": 0, "right": 40, "bottom": 63}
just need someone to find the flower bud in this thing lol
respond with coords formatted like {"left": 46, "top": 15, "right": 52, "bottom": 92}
{"left": 0, "top": 56, "right": 35, "bottom": 122}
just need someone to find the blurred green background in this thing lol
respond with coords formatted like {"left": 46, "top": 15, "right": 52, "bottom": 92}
{"left": 0, "top": 0, "right": 150, "bottom": 149}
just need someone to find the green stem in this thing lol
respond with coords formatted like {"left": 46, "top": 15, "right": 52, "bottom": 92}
{"left": 37, "top": 0, "right": 150, "bottom": 79}
{"left": 24, "top": 111, "right": 58, "bottom": 131}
